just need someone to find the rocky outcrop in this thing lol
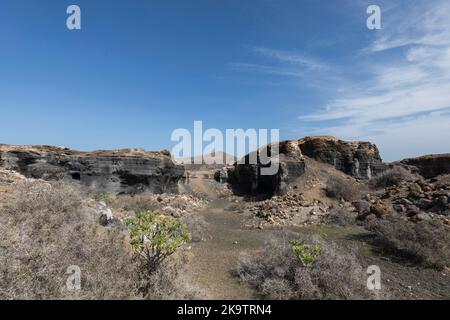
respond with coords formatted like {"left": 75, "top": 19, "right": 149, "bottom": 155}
{"left": 399, "top": 154, "right": 450, "bottom": 179}
{"left": 298, "top": 136, "right": 385, "bottom": 179}
{"left": 228, "top": 140, "right": 306, "bottom": 197}
{"left": 226, "top": 136, "right": 386, "bottom": 196}
{"left": 356, "top": 177, "right": 450, "bottom": 224}
{"left": 0, "top": 145, "right": 184, "bottom": 194}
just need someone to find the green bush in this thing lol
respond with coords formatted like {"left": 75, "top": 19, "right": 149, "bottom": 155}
{"left": 125, "top": 211, "right": 190, "bottom": 272}
{"left": 289, "top": 240, "right": 321, "bottom": 267}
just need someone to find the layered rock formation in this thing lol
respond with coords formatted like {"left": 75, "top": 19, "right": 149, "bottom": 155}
{"left": 298, "top": 136, "right": 385, "bottom": 179}
{"left": 225, "top": 136, "right": 386, "bottom": 197}
{"left": 399, "top": 154, "right": 450, "bottom": 179}
{"left": 0, "top": 145, "right": 184, "bottom": 193}
{"left": 228, "top": 140, "right": 306, "bottom": 196}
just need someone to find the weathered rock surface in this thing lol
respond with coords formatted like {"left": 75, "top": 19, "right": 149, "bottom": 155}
{"left": 245, "top": 191, "right": 328, "bottom": 226}
{"left": 228, "top": 140, "right": 306, "bottom": 196}
{"left": 298, "top": 136, "right": 385, "bottom": 179}
{"left": 399, "top": 154, "right": 450, "bottom": 178}
{"left": 0, "top": 145, "right": 184, "bottom": 194}
{"left": 357, "top": 176, "right": 450, "bottom": 225}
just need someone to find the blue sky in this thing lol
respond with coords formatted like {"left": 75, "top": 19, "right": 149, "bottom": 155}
{"left": 1, "top": 0, "right": 449, "bottom": 161}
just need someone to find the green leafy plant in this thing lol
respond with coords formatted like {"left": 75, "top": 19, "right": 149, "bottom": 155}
{"left": 125, "top": 211, "right": 190, "bottom": 272}
{"left": 289, "top": 240, "right": 322, "bottom": 267}
{"left": 96, "top": 192, "right": 113, "bottom": 204}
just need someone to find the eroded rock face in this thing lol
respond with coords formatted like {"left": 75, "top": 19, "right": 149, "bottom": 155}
{"left": 298, "top": 136, "right": 385, "bottom": 179}
{"left": 0, "top": 145, "right": 184, "bottom": 194}
{"left": 228, "top": 140, "right": 306, "bottom": 197}
{"left": 399, "top": 154, "right": 450, "bottom": 179}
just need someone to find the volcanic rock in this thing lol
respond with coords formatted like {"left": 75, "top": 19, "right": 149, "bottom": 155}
{"left": 0, "top": 145, "right": 184, "bottom": 194}
{"left": 298, "top": 136, "right": 385, "bottom": 179}
{"left": 228, "top": 140, "right": 306, "bottom": 196}
{"left": 399, "top": 154, "right": 450, "bottom": 178}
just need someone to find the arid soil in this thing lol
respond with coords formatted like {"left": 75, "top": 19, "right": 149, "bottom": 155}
{"left": 182, "top": 171, "right": 450, "bottom": 299}
{"left": 1, "top": 146, "right": 449, "bottom": 300}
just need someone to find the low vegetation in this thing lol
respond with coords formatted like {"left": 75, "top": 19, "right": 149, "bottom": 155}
{"left": 289, "top": 240, "right": 322, "bottom": 267}
{"left": 325, "top": 176, "right": 361, "bottom": 201}
{"left": 0, "top": 181, "right": 195, "bottom": 300}
{"left": 366, "top": 217, "right": 450, "bottom": 270}
{"left": 112, "top": 193, "right": 160, "bottom": 213}
{"left": 125, "top": 211, "right": 190, "bottom": 272}
{"left": 237, "top": 233, "right": 376, "bottom": 300}
{"left": 95, "top": 192, "right": 113, "bottom": 204}
{"left": 124, "top": 211, "right": 197, "bottom": 299}
{"left": 369, "top": 166, "right": 417, "bottom": 189}
{"left": 322, "top": 207, "right": 357, "bottom": 226}
{"left": 0, "top": 181, "right": 136, "bottom": 299}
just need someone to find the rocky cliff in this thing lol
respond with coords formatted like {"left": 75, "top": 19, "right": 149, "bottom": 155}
{"left": 228, "top": 140, "right": 306, "bottom": 197}
{"left": 399, "top": 154, "right": 450, "bottom": 179}
{"left": 0, "top": 144, "right": 184, "bottom": 193}
{"left": 226, "top": 136, "right": 386, "bottom": 197}
{"left": 298, "top": 136, "right": 385, "bottom": 179}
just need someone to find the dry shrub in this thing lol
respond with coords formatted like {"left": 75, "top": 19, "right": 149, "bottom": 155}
{"left": 111, "top": 193, "right": 160, "bottom": 213}
{"left": 369, "top": 166, "right": 417, "bottom": 189}
{"left": 0, "top": 181, "right": 195, "bottom": 300}
{"left": 0, "top": 180, "right": 136, "bottom": 300}
{"left": 237, "top": 233, "right": 378, "bottom": 300}
{"left": 322, "top": 207, "right": 357, "bottom": 226}
{"left": 135, "top": 251, "right": 201, "bottom": 299}
{"left": 325, "top": 176, "right": 361, "bottom": 201}
{"left": 366, "top": 217, "right": 450, "bottom": 270}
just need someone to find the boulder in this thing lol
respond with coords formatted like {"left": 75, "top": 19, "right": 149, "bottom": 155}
{"left": 370, "top": 204, "right": 389, "bottom": 217}
{"left": 352, "top": 200, "right": 371, "bottom": 215}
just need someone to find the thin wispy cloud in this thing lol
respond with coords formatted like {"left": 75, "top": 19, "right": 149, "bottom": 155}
{"left": 252, "top": 47, "right": 327, "bottom": 71}
{"left": 229, "top": 46, "right": 329, "bottom": 79}
{"left": 299, "top": 0, "right": 450, "bottom": 161}
{"left": 228, "top": 62, "right": 304, "bottom": 78}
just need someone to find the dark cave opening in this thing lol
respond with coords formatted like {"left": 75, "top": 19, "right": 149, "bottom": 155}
{"left": 71, "top": 172, "right": 81, "bottom": 180}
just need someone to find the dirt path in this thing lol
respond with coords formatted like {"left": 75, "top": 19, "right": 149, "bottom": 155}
{"left": 185, "top": 198, "right": 268, "bottom": 299}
